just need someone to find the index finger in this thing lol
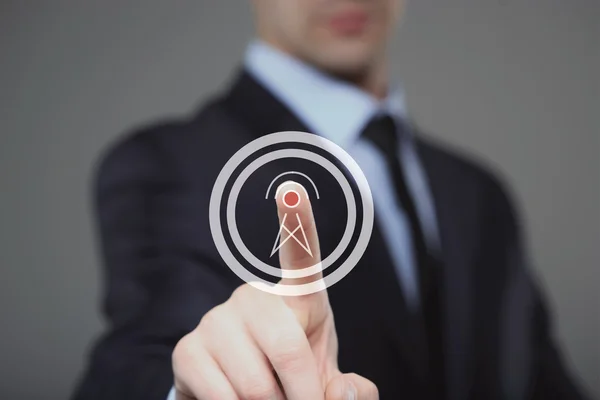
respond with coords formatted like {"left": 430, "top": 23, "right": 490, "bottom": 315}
{"left": 274, "top": 181, "right": 322, "bottom": 285}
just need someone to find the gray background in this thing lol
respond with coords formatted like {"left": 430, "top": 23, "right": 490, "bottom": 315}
{"left": 1, "top": 1, "right": 598, "bottom": 399}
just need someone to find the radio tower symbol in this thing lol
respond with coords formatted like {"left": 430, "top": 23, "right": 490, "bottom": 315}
{"left": 270, "top": 188, "right": 313, "bottom": 258}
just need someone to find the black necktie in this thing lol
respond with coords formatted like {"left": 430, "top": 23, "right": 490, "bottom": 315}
{"left": 361, "top": 115, "right": 445, "bottom": 397}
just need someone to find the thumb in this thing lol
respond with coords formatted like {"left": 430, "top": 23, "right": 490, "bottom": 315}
{"left": 325, "top": 373, "right": 379, "bottom": 400}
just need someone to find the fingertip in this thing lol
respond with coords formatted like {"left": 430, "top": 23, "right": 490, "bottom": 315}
{"left": 275, "top": 180, "right": 310, "bottom": 213}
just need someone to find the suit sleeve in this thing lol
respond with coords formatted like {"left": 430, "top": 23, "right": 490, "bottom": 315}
{"left": 528, "top": 285, "right": 591, "bottom": 399}
{"left": 488, "top": 175, "right": 590, "bottom": 400}
{"left": 71, "top": 132, "right": 235, "bottom": 400}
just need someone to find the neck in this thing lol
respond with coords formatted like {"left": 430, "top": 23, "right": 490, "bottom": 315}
{"left": 333, "top": 57, "right": 389, "bottom": 100}
{"left": 258, "top": 37, "right": 390, "bottom": 100}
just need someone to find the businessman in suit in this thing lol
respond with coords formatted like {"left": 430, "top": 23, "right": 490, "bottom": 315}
{"left": 73, "top": 0, "right": 589, "bottom": 399}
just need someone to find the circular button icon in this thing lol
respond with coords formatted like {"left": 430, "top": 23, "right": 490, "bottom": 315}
{"left": 209, "top": 131, "right": 374, "bottom": 296}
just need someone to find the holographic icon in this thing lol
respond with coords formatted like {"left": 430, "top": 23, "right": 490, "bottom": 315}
{"left": 209, "top": 131, "right": 374, "bottom": 296}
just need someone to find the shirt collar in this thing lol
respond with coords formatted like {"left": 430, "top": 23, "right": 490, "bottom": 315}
{"left": 244, "top": 39, "right": 408, "bottom": 148}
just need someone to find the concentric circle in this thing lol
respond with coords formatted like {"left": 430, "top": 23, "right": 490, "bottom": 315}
{"left": 209, "top": 131, "right": 374, "bottom": 296}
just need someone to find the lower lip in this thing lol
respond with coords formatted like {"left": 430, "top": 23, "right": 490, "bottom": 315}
{"left": 328, "top": 13, "right": 368, "bottom": 35}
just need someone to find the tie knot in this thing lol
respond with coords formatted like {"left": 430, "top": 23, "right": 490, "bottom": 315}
{"left": 360, "top": 114, "right": 400, "bottom": 157}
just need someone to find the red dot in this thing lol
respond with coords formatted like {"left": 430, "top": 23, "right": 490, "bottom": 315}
{"left": 284, "top": 191, "right": 300, "bottom": 207}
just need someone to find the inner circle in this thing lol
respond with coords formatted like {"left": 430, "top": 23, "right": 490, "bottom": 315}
{"left": 282, "top": 189, "right": 300, "bottom": 208}
{"left": 227, "top": 149, "right": 356, "bottom": 280}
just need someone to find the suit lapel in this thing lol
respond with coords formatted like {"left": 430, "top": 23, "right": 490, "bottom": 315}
{"left": 367, "top": 217, "right": 432, "bottom": 381}
{"left": 221, "top": 69, "right": 307, "bottom": 137}
{"left": 417, "top": 137, "right": 477, "bottom": 400}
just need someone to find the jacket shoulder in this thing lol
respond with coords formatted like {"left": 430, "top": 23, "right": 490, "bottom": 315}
{"left": 100, "top": 100, "right": 221, "bottom": 161}
{"left": 94, "top": 98, "right": 234, "bottom": 178}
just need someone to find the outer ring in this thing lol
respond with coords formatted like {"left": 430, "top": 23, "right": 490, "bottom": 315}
{"left": 209, "top": 131, "right": 374, "bottom": 296}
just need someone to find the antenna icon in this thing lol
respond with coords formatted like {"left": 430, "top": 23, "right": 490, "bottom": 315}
{"left": 267, "top": 177, "right": 318, "bottom": 258}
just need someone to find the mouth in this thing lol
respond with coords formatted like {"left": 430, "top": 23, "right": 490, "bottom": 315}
{"left": 327, "top": 8, "right": 369, "bottom": 36}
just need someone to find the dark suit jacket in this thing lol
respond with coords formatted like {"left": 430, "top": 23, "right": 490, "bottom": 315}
{"left": 72, "top": 71, "right": 588, "bottom": 400}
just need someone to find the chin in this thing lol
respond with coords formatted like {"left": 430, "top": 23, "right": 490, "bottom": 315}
{"left": 310, "top": 45, "right": 379, "bottom": 78}
{"left": 296, "top": 26, "right": 383, "bottom": 72}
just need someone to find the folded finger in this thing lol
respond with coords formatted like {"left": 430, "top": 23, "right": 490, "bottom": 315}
{"left": 205, "top": 317, "right": 284, "bottom": 399}
{"left": 174, "top": 339, "right": 238, "bottom": 400}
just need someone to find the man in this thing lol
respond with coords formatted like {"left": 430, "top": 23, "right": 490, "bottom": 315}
{"left": 72, "top": 1, "right": 588, "bottom": 399}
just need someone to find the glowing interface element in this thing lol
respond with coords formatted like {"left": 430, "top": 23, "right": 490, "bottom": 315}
{"left": 209, "top": 131, "right": 374, "bottom": 296}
